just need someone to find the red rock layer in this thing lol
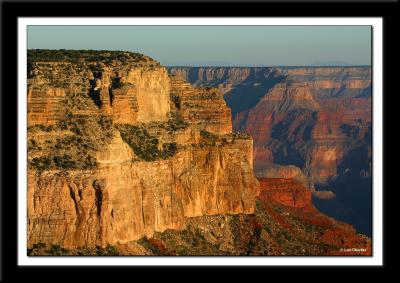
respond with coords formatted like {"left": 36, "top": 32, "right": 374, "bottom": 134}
{"left": 257, "top": 178, "right": 312, "bottom": 208}
{"left": 234, "top": 94, "right": 371, "bottom": 183}
{"left": 256, "top": 184, "right": 371, "bottom": 256}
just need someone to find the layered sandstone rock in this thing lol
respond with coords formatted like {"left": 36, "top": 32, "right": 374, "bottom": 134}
{"left": 27, "top": 50, "right": 257, "bottom": 249}
{"left": 27, "top": 88, "right": 67, "bottom": 126}
{"left": 254, "top": 164, "right": 313, "bottom": 189}
{"left": 169, "top": 77, "right": 232, "bottom": 134}
{"left": 28, "top": 53, "right": 170, "bottom": 127}
{"left": 28, "top": 133, "right": 256, "bottom": 248}
{"left": 257, "top": 178, "right": 312, "bottom": 208}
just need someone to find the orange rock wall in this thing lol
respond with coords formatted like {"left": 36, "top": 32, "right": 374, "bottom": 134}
{"left": 257, "top": 178, "right": 312, "bottom": 208}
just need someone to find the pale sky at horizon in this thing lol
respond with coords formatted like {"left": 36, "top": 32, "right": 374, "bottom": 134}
{"left": 27, "top": 25, "right": 371, "bottom": 67}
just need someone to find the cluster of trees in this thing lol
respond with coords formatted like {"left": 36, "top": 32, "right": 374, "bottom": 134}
{"left": 232, "top": 131, "right": 251, "bottom": 140}
{"left": 29, "top": 154, "right": 97, "bottom": 171}
{"left": 28, "top": 243, "right": 120, "bottom": 256}
{"left": 28, "top": 49, "right": 147, "bottom": 62}
{"left": 28, "top": 115, "right": 115, "bottom": 171}
{"left": 115, "top": 124, "right": 178, "bottom": 161}
{"left": 170, "top": 93, "right": 181, "bottom": 109}
{"left": 28, "top": 49, "right": 148, "bottom": 63}
{"left": 200, "top": 130, "right": 217, "bottom": 140}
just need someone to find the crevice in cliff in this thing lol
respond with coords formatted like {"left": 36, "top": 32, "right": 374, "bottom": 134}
{"left": 108, "top": 88, "right": 114, "bottom": 107}
{"left": 68, "top": 185, "right": 80, "bottom": 216}
{"left": 89, "top": 84, "right": 102, "bottom": 108}
{"left": 140, "top": 180, "right": 146, "bottom": 227}
{"left": 93, "top": 180, "right": 103, "bottom": 218}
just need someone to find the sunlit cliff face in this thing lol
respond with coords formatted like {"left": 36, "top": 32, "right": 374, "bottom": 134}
{"left": 27, "top": 50, "right": 257, "bottom": 248}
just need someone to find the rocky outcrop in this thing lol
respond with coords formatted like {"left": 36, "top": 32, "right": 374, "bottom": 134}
{"left": 169, "top": 77, "right": 232, "bottom": 134}
{"left": 257, "top": 178, "right": 312, "bottom": 208}
{"left": 28, "top": 67, "right": 170, "bottom": 126}
{"left": 27, "top": 50, "right": 257, "bottom": 249}
{"left": 125, "top": 68, "right": 170, "bottom": 123}
{"left": 27, "top": 88, "right": 67, "bottom": 126}
{"left": 254, "top": 164, "right": 313, "bottom": 189}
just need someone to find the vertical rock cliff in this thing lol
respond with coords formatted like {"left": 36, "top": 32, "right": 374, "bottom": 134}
{"left": 27, "top": 50, "right": 258, "bottom": 248}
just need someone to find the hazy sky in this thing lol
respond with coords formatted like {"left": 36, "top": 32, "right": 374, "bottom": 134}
{"left": 27, "top": 25, "right": 371, "bottom": 66}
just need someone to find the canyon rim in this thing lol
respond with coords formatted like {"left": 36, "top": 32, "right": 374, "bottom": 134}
{"left": 26, "top": 49, "right": 372, "bottom": 257}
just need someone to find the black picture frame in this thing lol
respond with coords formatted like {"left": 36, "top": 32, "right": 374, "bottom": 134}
{"left": 0, "top": 0, "right": 394, "bottom": 279}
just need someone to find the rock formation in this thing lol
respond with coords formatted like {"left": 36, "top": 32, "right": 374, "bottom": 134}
{"left": 169, "top": 66, "right": 371, "bottom": 185}
{"left": 27, "top": 50, "right": 257, "bottom": 249}
{"left": 257, "top": 178, "right": 312, "bottom": 208}
{"left": 27, "top": 51, "right": 371, "bottom": 255}
{"left": 28, "top": 177, "right": 371, "bottom": 256}
{"left": 254, "top": 164, "right": 313, "bottom": 190}
{"left": 169, "top": 66, "right": 372, "bottom": 235}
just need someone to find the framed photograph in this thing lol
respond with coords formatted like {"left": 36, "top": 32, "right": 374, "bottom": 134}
{"left": 1, "top": 0, "right": 393, "bottom": 277}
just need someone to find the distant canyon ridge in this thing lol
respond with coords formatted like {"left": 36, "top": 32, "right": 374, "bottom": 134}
{"left": 168, "top": 66, "right": 372, "bottom": 235}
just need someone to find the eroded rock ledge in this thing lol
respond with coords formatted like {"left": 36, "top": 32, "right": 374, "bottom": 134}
{"left": 27, "top": 50, "right": 258, "bottom": 248}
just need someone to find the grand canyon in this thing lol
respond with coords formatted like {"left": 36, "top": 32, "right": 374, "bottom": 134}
{"left": 27, "top": 50, "right": 371, "bottom": 256}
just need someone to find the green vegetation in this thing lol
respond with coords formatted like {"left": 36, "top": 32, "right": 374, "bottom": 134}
{"left": 170, "top": 93, "right": 181, "bottom": 109}
{"left": 155, "top": 228, "right": 224, "bottom": 256}
{"left": 63, "top": 91, "right": 95, "bottom": 111}
{"left": 28, "top": 49, "right": 156, "bottom": 65}
{"left": 183, "top": 102, "right": 202, "bottom": 109}
{"left": 157, "top": 116, "right": 189, "bottom": 134}
{"left": 137, "top": 237, "right": 167, "bottom": 256}
{"left": 28, "top": 243, "right": 120, "bottom": 256}
{"left": 232, "top": 131, "right": 251, "bottom": 140}
{"left": 28, "top": 115, "right": 114, "bottom": 171}
{"left": 28, "top": 61, "right": 91, "bottom": 91}
{"left": 276, "top": 229, "right": 292, "bottom": 243}
{"left": 28, "top": 139, "right": 41, "bottom": 151}
{"left": 115, "top": 124, "right": 178, "bottom": 161}
{"left": 200, "top": 129, "right": 217, "bottom": 140}
{"left": 28, "top": 124, "right": 55, "bottom": 132}
{"left": 199, "top": 87, "right": 221, "bottom": 100}
{"left": 199, "top": 130, "right": 218, "bottom": 147}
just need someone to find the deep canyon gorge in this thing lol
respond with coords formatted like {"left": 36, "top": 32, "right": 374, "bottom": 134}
{"left": 169, "top": 66, "right": 372, "bottom": 236}
{"left": 26, "top": 50, "right": 371, "bottom": 256}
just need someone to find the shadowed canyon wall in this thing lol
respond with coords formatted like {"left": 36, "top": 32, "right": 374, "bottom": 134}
{"left": 169, "top": 66, "right": 372, "bottom": 235}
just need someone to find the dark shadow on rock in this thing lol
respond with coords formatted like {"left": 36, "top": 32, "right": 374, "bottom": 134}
{"left": 224, "top": 69, "right": 285, "bottom": 116}
{"left": 89, "top": 79, "right": 102, "bottom": 108}
{"left": 313, "top": 140, "right": 372, "bottom": 236}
